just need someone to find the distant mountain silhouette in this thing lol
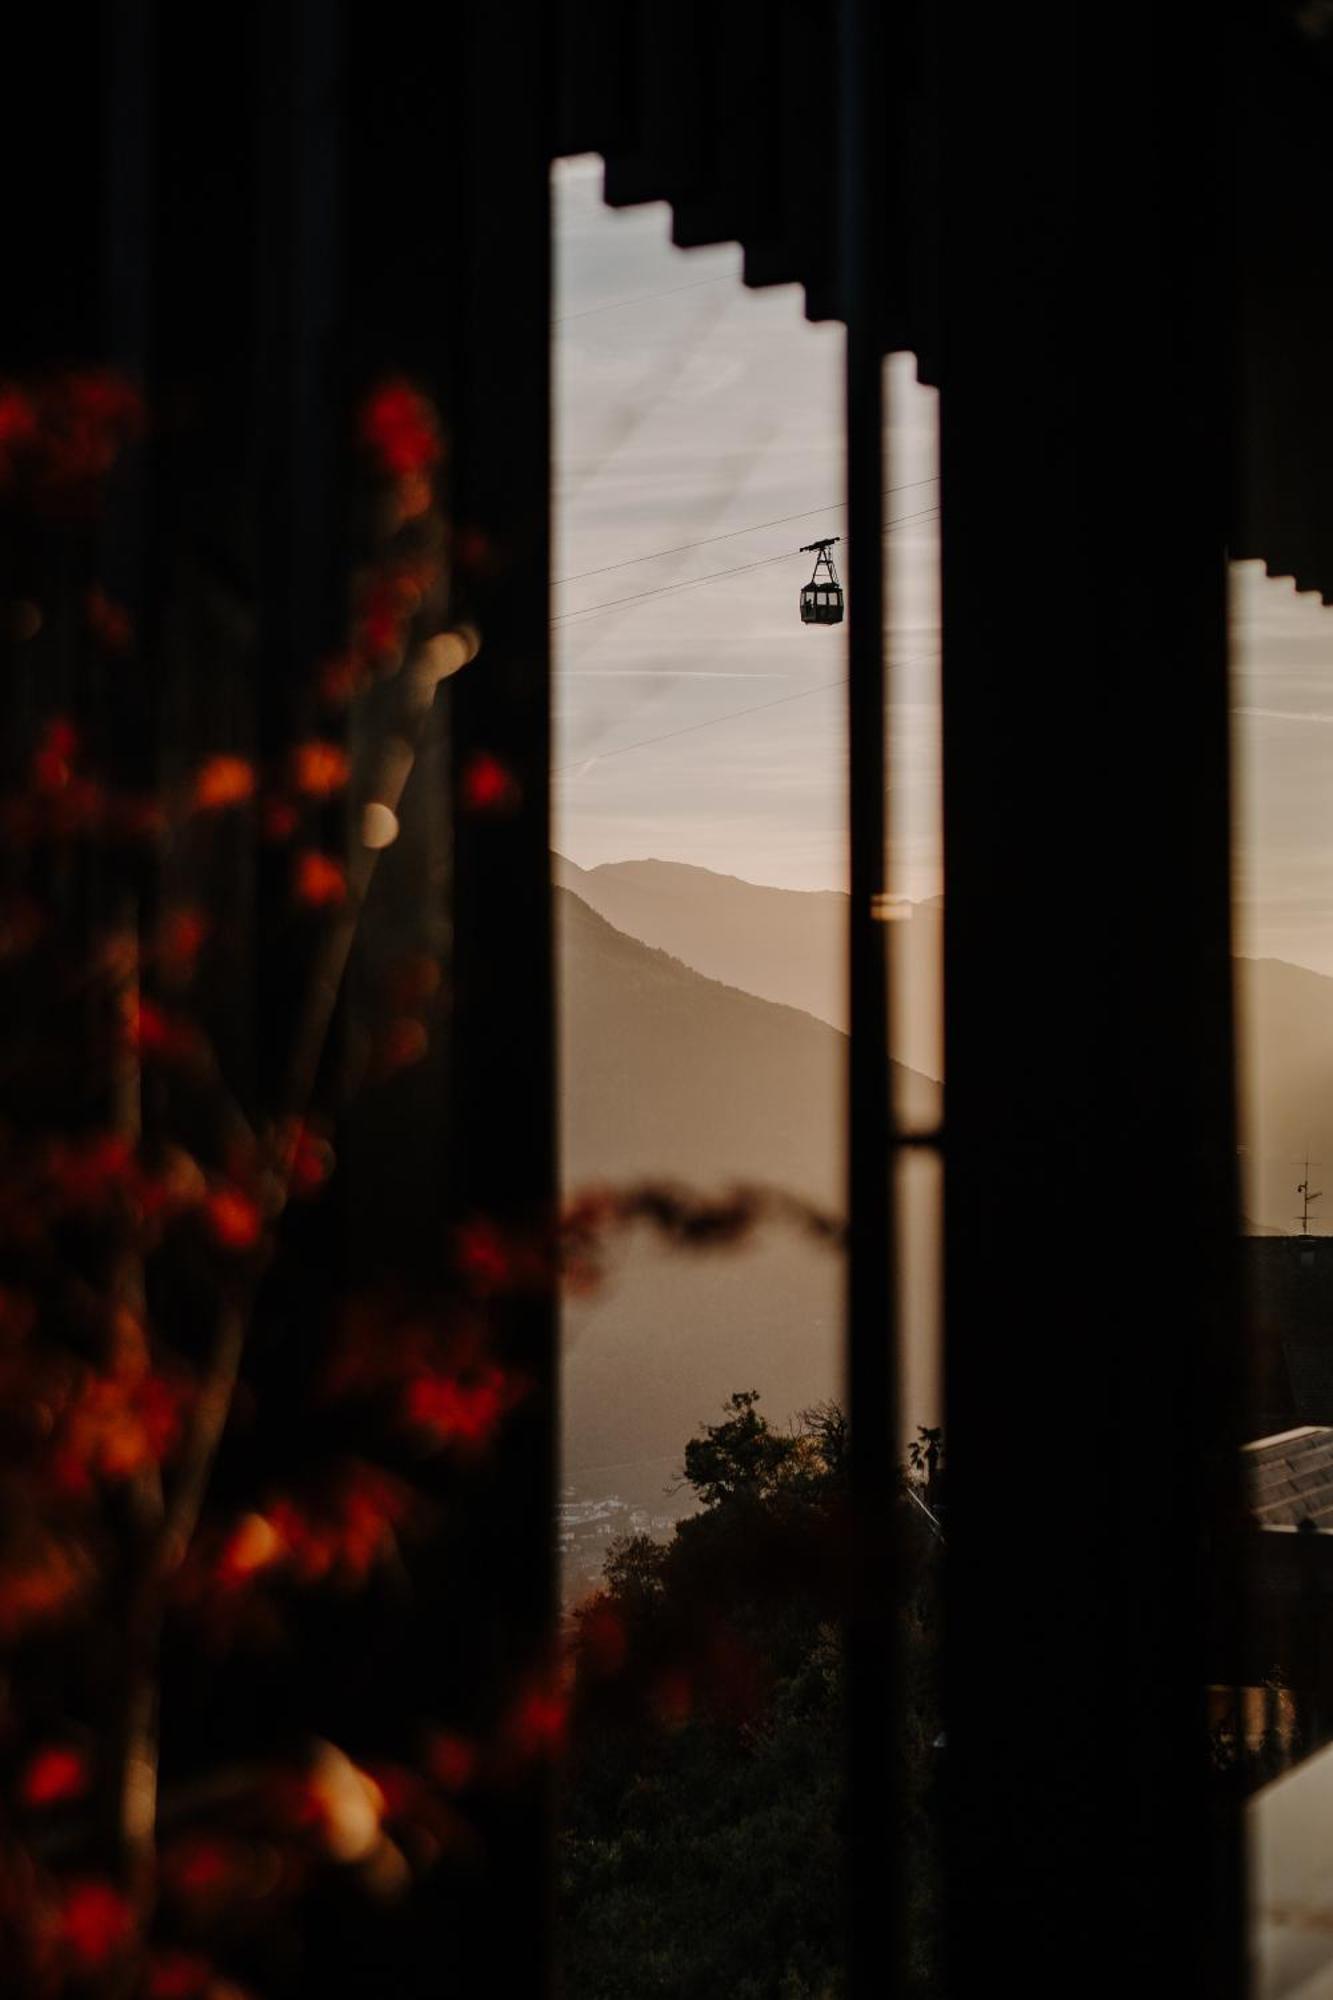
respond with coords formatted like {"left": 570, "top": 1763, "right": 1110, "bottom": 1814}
{"left": 559, "top": 858, "right": 1333, "bottom": 1236}
{"left": 558, "top": 885, "right": 942, "bottom": 1485}
{"left": 554, "top": 854, "right": 943, "bottom": 1084}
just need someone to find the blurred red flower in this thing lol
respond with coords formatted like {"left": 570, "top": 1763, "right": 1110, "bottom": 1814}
{"left": 59, "top": 1878, "right": 134, "bottom": 1969}
{"left": 460, "top": 752, "right": 520, "bottom": 815}
{"left": 205, "top": 1186, "right": 263, "bottom": 1252}
{"left": 359, "top": 379, "right": 441, "bottom": 480}
{"left": 145, "top": 1950, "right": 214, "bottom": 1999}
{"left": 20, "top": 1744, "right": 90, "bottom": 1808}
{"left": 292, "top": 741, "right": 350, "bottom": 799}
{"left": 194, "top": 755, "right": 256, "bottom": 812}
{"left": 293, "top": 850, "right": 347, "bottom": 908}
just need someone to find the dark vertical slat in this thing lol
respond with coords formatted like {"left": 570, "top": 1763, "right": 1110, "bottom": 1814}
{"left": 102, "top": 0, "right": 151, "bottom": 591}
{"left": 0, "top": 17, "right": 105, "bottom": 770}
{"left": 252, "top": 2, "right": 344, "bottom": 1114}
{"left": 939, "top": 9, "right": 1243, "bottom": 1992}
{"left": 743, "top": 0, "right": 835, "bottom": 296}
{"left": 671, "top": 0, "right": 761, "bottom": 249}
{"left": 558, "top": 0, "right": 641, "bottom": 164}
{"left": 149, "top": 1, "right": 268, "bottom": 1104}
{"left": 0, "top": 20, "right": 103, "bottom": 371}
{"left": 602, "top": 2, "right": 709, "bottom": 212}
{"left": 1231, "top": 15, "right": 1333, "bottom": 601}
{"left": 448, "top": 6, "right": 558, "bottom": 1992}
{"left": 840, "top": 1, "right": 898, "bottom": 1995}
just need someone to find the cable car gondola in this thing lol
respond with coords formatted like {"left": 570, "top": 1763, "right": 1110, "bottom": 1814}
{"left": 799, "top": 535, "right": 844, "bottom": 625}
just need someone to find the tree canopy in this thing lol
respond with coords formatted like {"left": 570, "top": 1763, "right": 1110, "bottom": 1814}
{"left": 561, "top": 1395, "right": 943, "bottom": 2000}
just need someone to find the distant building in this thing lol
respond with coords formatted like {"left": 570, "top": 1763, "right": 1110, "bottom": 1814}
{"left": 1246, "top": 1237, "right": 1333, "bottom": 1436}
{"left": 1235, "top": 1427, "right": 1333, "bottom": 1761}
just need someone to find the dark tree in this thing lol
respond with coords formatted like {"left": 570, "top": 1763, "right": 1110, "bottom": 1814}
{"left": 561, "top": 1395, "right": 943, "bottom": 2000}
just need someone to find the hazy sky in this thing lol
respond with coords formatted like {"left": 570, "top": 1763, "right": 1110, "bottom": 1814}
{"left": 555, "top": 154, "right": 1333, "bottom": 975}
{"left": 553, "top": 155, "right": 942, "bottom": 901}
{"left": 1233, "top": 564, "right": 1333, "bottom": 976}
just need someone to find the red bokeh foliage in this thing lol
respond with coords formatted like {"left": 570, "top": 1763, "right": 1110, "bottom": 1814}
{"left": 47, "top": 1363, "right": 186, "bottom": 1498}
{"left": 21, "top": 1744, "right": 91, "bottom": 1810}
{"left": 0, "top": 1534, "right": 92, "bottom": 1644}
{"left": 279, "top": 1118, "right": 335, "bottom": 1198}
{"left": 144, "top": 1949, "right": 216, "bottom": 1999}
{"left": 0, "top": 355, "right": 837, "bottom": 1994}
{"left": 31, "top": 716, "right": 79, "bottom": 792}
{"left": 204, "top": 1186, "right": 264, "bottom": 1254}
{"left": 371, "top": 1016, "right": 429, "bottom": 1078}
{"left": 291, "top": 741, "right": 350, "bottom": 800}
{"left": 0, "top": 383, "right": 39, "bottom": 467}
{"left": 402, "top": 1365, "right": 519, "bottom": 1450}
{"left": 194, "top": 756, "right": 257, "bottom": 813}
{"left": 202, "top": 1463, "right": 418, "bottom": 1604}
{"left": 160, "top": 1833, "right": 248, "bottom": 1907}
{"left": 157, "top": 905, "right": 210, "bottom": 983}
{"left": 85, "top": 584, "right": 134, "bottom": 656}
{"left": 455, "top": 1217, "right": 521, "bottom": 1293}
{"left": 0, "top": 369, "right": 143, "bottom": 516}
{"left": 292, "top": 850, "right": 347, "bottom": 909}
{"left": 459, "top": 750, "right": 520, "bottom": 815}
{"left": 425, "top": 1731, "right": 478, "bottom": 1795}
{"left": 57, "top": 1877, "right": 136, "bottom": 1971}
{"left": 502, "top": 1677, "right": 569, "bottom": 1766}
{"left": 320, "top": 1293, "right": 529, "bottom": 1462}
{"left": 358, "top": 379, "right": 442, "bottom": 482}
{"left": 131, "top": 998, "right": 205, "bottom": 1066}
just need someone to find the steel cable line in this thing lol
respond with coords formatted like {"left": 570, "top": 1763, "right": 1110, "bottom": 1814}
{"left": 560, "top": 423, "right": 791, "bottom": 755}
{"left": 555, "top": 649, "right": 942, "bottom": 777}
{"left": 556, "top": 509, "right": 938, "bottom": 762}
{"left": 555, "top": 475, "right": 939, "bottom": 586}
{"left": 559, "top": 412, "right": 789, "bottom": 751}
{"left": 552, "top": 505, "right": 940, "bottom": 626}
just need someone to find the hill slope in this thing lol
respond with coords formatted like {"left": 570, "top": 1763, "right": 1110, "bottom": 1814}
{"left": 555, "top": 854, "right": 943, "bottom": 1082}
{"left": 561, "top": 857, "right": 1333, "bottom": 1234}
{"left": 558, "top": 886, "right": 941, "bottom": 1501}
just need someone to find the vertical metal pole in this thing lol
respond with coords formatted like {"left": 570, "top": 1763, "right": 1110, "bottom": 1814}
{"left": 840, "top": 1, "right": 898, "bottom": 1993}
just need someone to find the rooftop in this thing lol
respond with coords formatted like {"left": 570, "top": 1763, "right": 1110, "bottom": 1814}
{"left": 1247, "top": 1427, "right": 1333, "bottom": 1530}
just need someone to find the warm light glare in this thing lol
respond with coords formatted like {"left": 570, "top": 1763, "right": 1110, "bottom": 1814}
{"left": 361, "top": 801, "right": 400, "bottom": 850}
{"left": 421, "top": 626, "right": 480, "bottom": 682}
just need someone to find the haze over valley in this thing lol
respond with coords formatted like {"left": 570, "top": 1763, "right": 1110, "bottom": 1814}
{"left": 557, "top": 853, "right": 1333, "bottom": 1597}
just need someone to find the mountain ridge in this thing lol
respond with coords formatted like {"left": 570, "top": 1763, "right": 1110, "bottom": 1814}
{"left": 556, "top": 851, "right": 943, "bottom": 1078}
{"left": 557, "top": 881, "right": 941, "bottom": 1501}
{"left": 560, "top": 853, "right": 1333, "bottom": 1232}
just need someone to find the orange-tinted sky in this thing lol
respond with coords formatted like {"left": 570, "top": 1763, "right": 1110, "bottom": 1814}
{"left": 554, "top": 155, "right": 941, "bottom": 902}
{"left": 555, "top": 155, "right": 1333, "bottom": 979}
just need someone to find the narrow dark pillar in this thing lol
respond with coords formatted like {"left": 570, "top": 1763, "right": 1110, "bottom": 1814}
{"left": 839, "top": 1, "right": 900, "bottom": 1993}
{"left": 938, "top": 12, "right": 1243, "bottom": 1993}
{"left": 447, "top": 9, "right": 558, "bottom": 1993}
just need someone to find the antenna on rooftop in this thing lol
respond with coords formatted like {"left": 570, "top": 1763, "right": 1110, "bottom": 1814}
{"left": 1297, "top": 1153, "right": 1323, "bottom": 1237}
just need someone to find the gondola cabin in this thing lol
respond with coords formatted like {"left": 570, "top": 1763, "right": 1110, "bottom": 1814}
{"left": 799, "top": 535, "right": 844, "bottom": 625}
{"left": 800, "top": 579, "right": 844, "bottom": 625}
